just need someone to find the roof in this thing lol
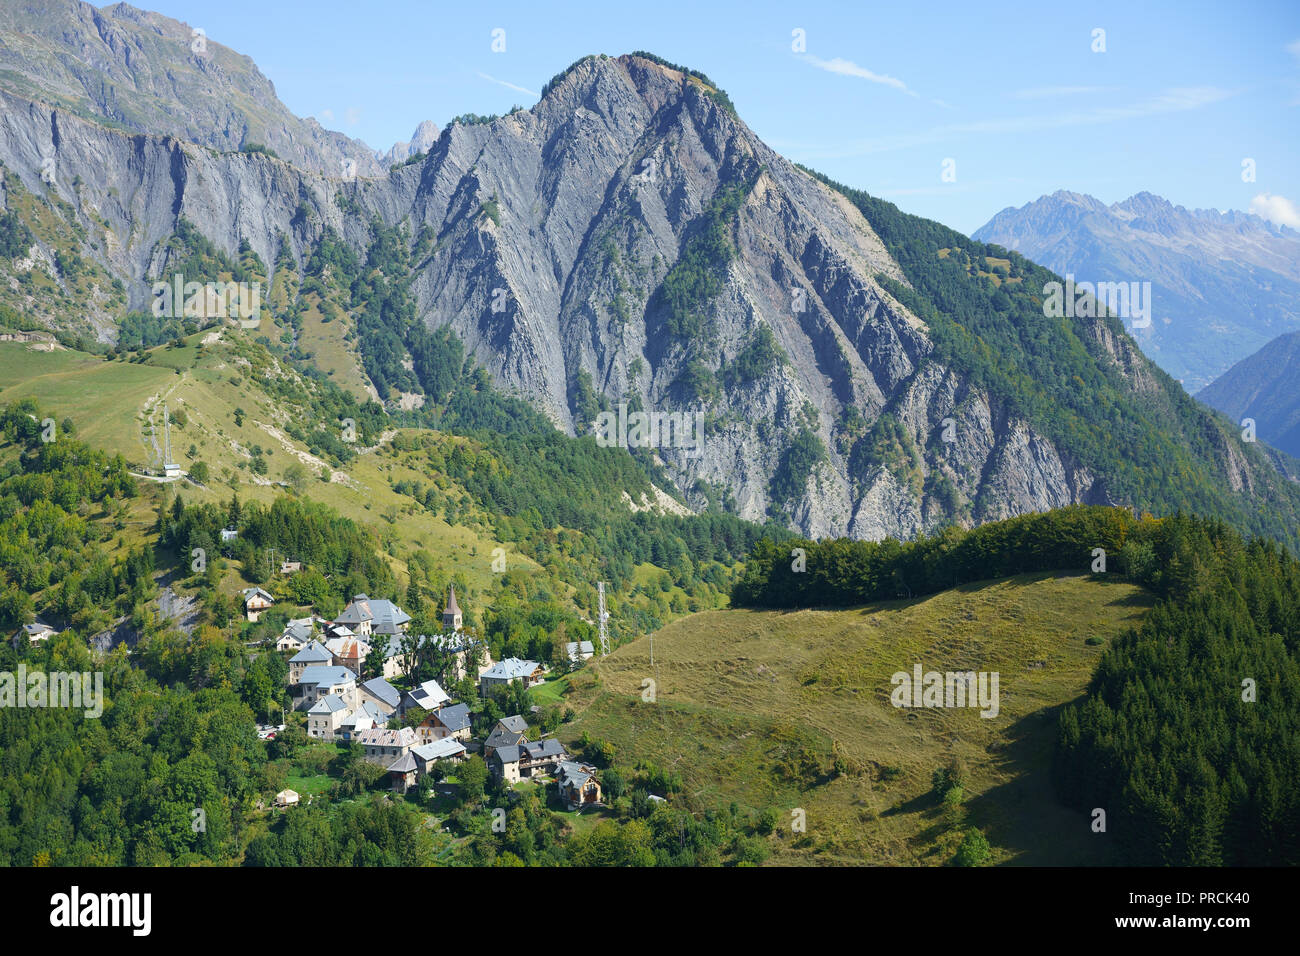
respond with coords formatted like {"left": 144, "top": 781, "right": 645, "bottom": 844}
{"left": 520, "top": 738, "right": 566, "bottom": 760}
{"left": 289, "top": 641, "right": 333, "bottom": 664}
{"left": 297, "top": 665, "right": 356, "bottom": 688}
{"left": 326, "top": 636, "right": 370, "bottom": 659}
{"left": 493, "top": 745, "right": 521, "bottom": 764}
{"left": 386, "top": 752, "right": 418, "bottom": 773}
{"left": 23, "top": 622, "right": 56, "bottom": 636}
{"left": 481, "top": 658, "right": 540, "bottom": 681}
{"left": 275, "top": 789, "right": 299, "bottom": 801}
{"left": 356, "top": 726, "right": 417, "bottom": 748}
{"left": 307, "top": 695, "right": 349, "bottom": 715}
{"left": 242, "top": 586, "right": 274, "bottom": 604}
{"left": 556, "top": 761, "right": 596, "bottom": 787}
{"left": 445, "top": 585, "right": 460, "bottom": 616}
{"left": 485, "top": 727, "right": 525, "bottom": 751}
{"left": 498, "top": 715, "right": 529, "bottom": 735}
{"left": 412, "top": 738, "right": 467, "bottom": 761}
{"left": 565, "top": 640, "right": 595, "bottom": 657}
{"left": 433, "top": 702, "right": 471, "bottom": 732}
{"left": 338, "top": 710, "right": 376, "bottom": 731}
{"left": 361, "top": 677, "right": 401, "bottom": 710}
{"left": 335, "top": 595, "right": 411, "bottom": 635}
{"left": 282, "top": 617, "right": 315, "bottom": 641}
{"left": 405, "top": 678, "right": 449, "bottom": 710}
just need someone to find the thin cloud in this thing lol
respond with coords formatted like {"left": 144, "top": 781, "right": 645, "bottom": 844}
{"left": 1250, "top": 192, "right": 1300, "bottom": 229}
{"left": 1287, "top": 38, "right": 1300, "bottom": 58}
{"left": 477, "top": 72, "right": 538, "bottom": 98}
{"left": 800, "top": 55, "right": 911, "bottom": 93}
{"left": 792, "top": 86, "right": 1233, "bottom": 159}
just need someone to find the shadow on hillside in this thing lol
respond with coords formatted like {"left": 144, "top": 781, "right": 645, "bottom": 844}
{"left": 960, "top": 700, "right": 1117, "bottom": 866}
{"left": 830, "top": 570, "right": 1139, "bottom": 619}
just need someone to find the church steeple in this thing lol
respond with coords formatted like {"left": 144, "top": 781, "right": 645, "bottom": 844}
{"left": 443, "top": 585, "right": 462, "bottom": 632}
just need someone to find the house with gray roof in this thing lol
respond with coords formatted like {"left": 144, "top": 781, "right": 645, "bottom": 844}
{"left": 333, "top": 594, "right": 411, "bottom": 638}
{"left": 401, "top": 677, "right": 450, "bottom": 715}
{"left": 491, "top": 744, "right": 523, "bottom": 784}
{"left": 424, "top": 702, "right": 472, "bottom": 743}
{"left": 386, "top": 751, "right": 419, "bottom": 794}
{"left": 359, "top": 676, "right": 401, "bottom": 713}
{"left": 479, "top": 658, "right": 545, "bottom": 693}
{"left": 276, "top": 617, "right": 316, "bottom": 652}
{"left": 356, "top": 726, "right": 417, "bottom": 766}
{"left": 241, "top": 587, "right": 274, "bottom": 622}
{"left": 484, "top": 716, "right": 529, "bottom": 759}
{"left": 288, "top": 640, "right": 333, "bottom": 683}
{"left": 565, "top": 640, "right": 595, "bottom": 663}
{"left": 306, "top": 694, "right": 350, "bottom": 740}
{"left": 339, "top": 701, "right": 390, "bottom": 741}
{"left": 489, "top": 736, "right": 567, "bottom": 783}
{"left": 412, "top": 738, "right": 467, "bottom": 769}
{"left": 12, "top": 620, "right": 58, "bottom": 649}
{"left": 498, "top": 714, "right": 529, "bottom": 735}
{"left": 556, "top": 761, "right": 602, "bottom": 810}
{"left": 294, "top": 665, "right": 357, "bottom": 710}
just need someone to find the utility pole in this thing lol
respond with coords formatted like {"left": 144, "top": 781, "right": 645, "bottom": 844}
{"left": 597, "top": 582, "right": 610, "bottom": 657}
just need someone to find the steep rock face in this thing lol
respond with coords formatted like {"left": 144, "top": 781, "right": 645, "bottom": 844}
{"left": 0, "top": 0, "right": 383, "bottom": 176}
{"left": 0, "top": 51, "right": 1240, "bottom": 540}
{"left": 973, "top": 190, "right": 1300, "bottom": 391}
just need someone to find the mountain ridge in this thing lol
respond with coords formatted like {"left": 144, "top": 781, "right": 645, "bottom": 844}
{"left": 1198, "top": 329, "right": 1300, "bottom": 459}
{"left": 1, "top": 29, "right": 1298, "bottom": 547}
{"left": 973, "top": 188, "right": 1300, "bottom": 390}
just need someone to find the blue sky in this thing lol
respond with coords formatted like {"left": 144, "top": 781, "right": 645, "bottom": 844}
{"left": 154, "top": 0, "right": 1299, "bottom": 234}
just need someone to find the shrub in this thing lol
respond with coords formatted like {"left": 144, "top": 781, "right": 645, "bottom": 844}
{"left": 954, "top": 828, "right": 991, "bottom": 866}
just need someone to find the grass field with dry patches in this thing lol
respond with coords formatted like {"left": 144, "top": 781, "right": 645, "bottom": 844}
{"left": 560, "top": 572, "right": 1152, "bottom": 865}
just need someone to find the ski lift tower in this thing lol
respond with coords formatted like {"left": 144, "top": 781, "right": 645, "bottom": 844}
{"left": 597, "top": 581, "right": 610, "bottom": 657}
{"left": 162, "top": 402, "right": 182, "bottom": 478}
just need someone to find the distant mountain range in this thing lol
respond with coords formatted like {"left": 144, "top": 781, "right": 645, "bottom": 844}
{"left": 1198, "top": 330, "right": 1300, "bottom": 459}
{"left": 972, "top": 190, "right": 1300, "bottom": 392}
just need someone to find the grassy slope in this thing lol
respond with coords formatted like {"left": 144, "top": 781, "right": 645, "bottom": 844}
{"left": 0, "top": 332, "right": 712, "bottom": 625}
{"left": 560, "top": 572, "right": 1153, "bottom": 865}
{"left": 295, "top": 290, "right": 373, "bottom": 401}
{"left": 0, "top": 336, "right": 523, "bottom": 599}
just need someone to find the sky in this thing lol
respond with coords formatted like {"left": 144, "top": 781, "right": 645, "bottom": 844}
{"left": 149, "top": 0, "right": 1299, "bottom": 235}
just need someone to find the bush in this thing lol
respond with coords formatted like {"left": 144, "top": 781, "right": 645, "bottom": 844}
{"left": 953, "top": 828, "right": 991, "bottom": 866}
{"left": 931, "top": 756, "right": 968, "bottom": 799}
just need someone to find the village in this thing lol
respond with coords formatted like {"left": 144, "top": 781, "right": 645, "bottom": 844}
{"left": 244, "top": 583, "right": 604, "bottom": 814}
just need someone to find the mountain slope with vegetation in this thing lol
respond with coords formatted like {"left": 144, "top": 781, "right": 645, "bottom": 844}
{"left": 972, "top": 190, "right": 1300, "bottom": 391}
{"left": 560, "top": 570, "right": 1152, "bottom": 865}
{"left": 733, "top": 505, "right": 1300, "bottom": 865}
{"left": 1197, "top": 329, "right": 1300, "bottom": 459}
